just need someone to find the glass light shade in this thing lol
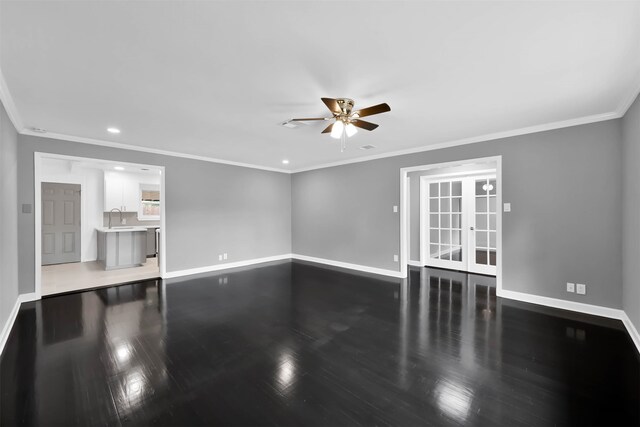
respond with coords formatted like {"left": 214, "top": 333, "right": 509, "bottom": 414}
{"left": 331, "top": 120, "right": 344, "bottom": 139}
{"left": 345, "top": 123, "right": 358, "bottom": 137}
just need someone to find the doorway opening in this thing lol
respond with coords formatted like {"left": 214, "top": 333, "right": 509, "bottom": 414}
{"left": 35, "top": 153, "right": 166, "bottom": 298}
{"left": 400, "top": 156, "right": 503, "bottom": 294}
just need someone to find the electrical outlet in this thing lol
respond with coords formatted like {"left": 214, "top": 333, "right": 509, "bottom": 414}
{"left": 223, "top": 253, "right": 228, "bottom": 260}
{"left": 121, "top": 218, "right": 126, "bottom": 225}
{"left": 566, "top": 282, "right": 575, "bottom": 293}
{"left": 577, "top": 283, "right": 586, "bottom": 295}
{"left": 218, "top": 254, "right": 223, "bottom": 261}
{"left": 393, "top": 254, "right": 399, "bottom": 262}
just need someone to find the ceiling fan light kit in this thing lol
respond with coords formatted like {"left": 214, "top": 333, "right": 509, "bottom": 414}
{"left": 289, "top": 97, "right": 391, "bottom": 152}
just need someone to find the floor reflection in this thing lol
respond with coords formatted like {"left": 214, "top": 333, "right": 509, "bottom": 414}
{"left": 1, "top": 263, "right": 638, "bottom": 426}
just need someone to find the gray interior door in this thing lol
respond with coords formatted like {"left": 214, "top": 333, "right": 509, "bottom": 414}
{"left": 42, "top": 182, "right": 81, "bottom": 265}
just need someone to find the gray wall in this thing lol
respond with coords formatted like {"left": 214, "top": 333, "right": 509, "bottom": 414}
{"left": 18, "top": 135, "right": 292, "bottom": 294}
{"left": 0, "top": 100, "right": 19, "bottom": 336}
{"left": 622, "top": 93, "right": 640, "bottom": 333}
{"left": 292, "top": 120, "right": 623, "bottom": 309}
{"left": 408, "top": 162, "right": 493, "bottom": 262}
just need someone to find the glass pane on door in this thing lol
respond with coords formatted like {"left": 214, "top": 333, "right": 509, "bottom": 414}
{"left": 428, "top": 179, "right": 463, "bottom": 264}
{"left": 474, "top": 178, "right": 497, "bottom": 268}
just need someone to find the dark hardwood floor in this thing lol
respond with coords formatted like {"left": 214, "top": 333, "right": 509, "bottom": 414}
{"left": 1, "top": 261, "right": 639, "bottom": 426}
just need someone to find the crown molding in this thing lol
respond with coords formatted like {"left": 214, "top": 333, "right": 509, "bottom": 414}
{"left": 0, "top": 68, "right": 24, "bottom": 131}
{"left": 617, "top": 73, "right": 640, "bottom": 116}
{"left": 2, "top": 59, "right": 638, "bottom": 175}
{"left": 289, "top": 110, "right": 621, "bottom": 173}
{"left": 20, "top": 129, "right": 290, "bottom": 174}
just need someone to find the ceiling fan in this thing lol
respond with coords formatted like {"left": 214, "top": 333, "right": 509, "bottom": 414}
{"left": 287, "top": 98, "right": 391, "bottom": 151}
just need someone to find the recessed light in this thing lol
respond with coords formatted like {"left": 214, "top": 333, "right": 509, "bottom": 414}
{"left": 114, "top": 166, "right": 125, "bottom": 171}
{"left": 107, "top": 127, "right": 121, "bottom": 134}
{"left": 282, "top": 159, "right": 290, "bottom": 165}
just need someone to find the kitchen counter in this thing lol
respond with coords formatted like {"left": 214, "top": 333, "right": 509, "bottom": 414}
{"left": 96, "top": 226, "right": 148, "bottom": 233}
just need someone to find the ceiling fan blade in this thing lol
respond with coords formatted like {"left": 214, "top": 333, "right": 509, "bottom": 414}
{"left": 289, "top": 117, "right": 330, "bottom": 121}
{"left": 321, "top": 98, "right": 341, "bottom": 114}
{"left": 351, "top": 119, "right": 379, "bottom": 131}
{"left": 352, "top": 103, "right": 390, "bottom": 118}
{"left": 321, "top": 123, "right": 334, "bottom": 134}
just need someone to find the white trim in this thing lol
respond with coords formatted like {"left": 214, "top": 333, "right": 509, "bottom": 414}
{"left": 34, "top": 152, "right": 167, "bottom": 297}
{"left": 0, "top": 58, "right": 636, "bottom": 176}
{"left": 164, "top": 254, "right": 293, "bottom": 279}
{"left": 291, "top": 254, "right": 405, "bottom": 278}
{"left": 499, "top": 288, "right": 625, "bottom": 319}
{"left": 499, "top": 289, "right": 640, "bottom": 354}
{"left": 35, "top": 154, "right": 42, "bottom": 299}
{"left": 21, "top": 130, "right": 290, "bottom": 174}
{"left": 400, "top": 156, "right": 503, "bottom": 291}
{"left": 408, "top": 260, "right": 422, "bottom": 267}
{"left": 16, "top": 111, "right": 621, "bottom": 176}
{"left": 500, "top": 289, "right": 640, "bottom": 355}
{"left": 0, "top": 68, "right": 23, "bottom": 131}
{"left": 290, "top": 112, "right": 618, "bottom": 173}
{"left": 0, "top": 293, "right": 38, "bottom": 357}
{"left": 617, "top": 73, "right": 640, "bottom": 116}
{"left": 0, "top": 297, "right": 21, "bottom": 357}
{"left": 621, "top": 312, "right": 640, "bottom": 355}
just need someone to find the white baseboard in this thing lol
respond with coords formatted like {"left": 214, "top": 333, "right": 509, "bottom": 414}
{"left": 408, "top": 260, "right": 422, "bottom": 267}
{"left": 163, "top": 254, "right": 293, "bottom": 279}
{"left": 498, "top": 288, "right": 625, "bottom": 319}
{"left": 499, "top": 288, "right": 640, "bottom": 354}
{"left": 291, "top": 254, "right": 405, "bottom": 278}
{"left": 621, "top": 312, "right": 640, "bottom": 355}
{"left": 0, "top": 292, "right": 38, "bottom": 357}
{"left": 0, "top": 297, "right": 21, "bottom": 357}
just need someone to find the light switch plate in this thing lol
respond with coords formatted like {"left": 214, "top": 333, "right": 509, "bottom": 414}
{"left": 577, "top": 283, "right": 586, "bottom": 295}
{"left": 223, "top": 253, "right": 228, "bottom": 260}
{"left": 566, "top": 282, "right": 575, "bottom": 293}
{"left": 393, "top": 254, "right": 399, "bottom": 262}
{"left": 393, "top": 205, "right": 398, "bottom": 213}
{"left": 503, "top": 203, "right": 511, "bottom": 212}
{"left": 218, "top": 254, "right": 223, "bottom": 261}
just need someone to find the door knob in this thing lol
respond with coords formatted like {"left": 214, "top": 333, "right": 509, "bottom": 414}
{"left": 470, "top": 226, "right": 475, "bottom": 230}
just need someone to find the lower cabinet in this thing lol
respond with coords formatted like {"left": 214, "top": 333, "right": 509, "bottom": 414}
{"left": 97, "top": 230, "right": 147, "bottom": 270}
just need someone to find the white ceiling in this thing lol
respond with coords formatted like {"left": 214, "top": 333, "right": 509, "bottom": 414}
{"left": 2, "top": 1, "right": 640, "bottom": 172}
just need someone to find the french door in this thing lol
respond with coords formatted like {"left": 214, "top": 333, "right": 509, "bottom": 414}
{"left": 420, "top": 174, "right": 497, "bottom": 276}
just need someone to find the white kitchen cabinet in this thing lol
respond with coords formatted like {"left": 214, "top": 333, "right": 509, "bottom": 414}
{"left": 104, "top": 172, "right": 125, "bottom": 211}
{"left": 105, "top": 172, "right": 143, "bottom": 212}
{"left": 121, "top": 174, "right": 140, "bottom": 212}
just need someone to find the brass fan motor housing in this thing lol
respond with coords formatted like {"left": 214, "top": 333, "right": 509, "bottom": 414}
{"left": 335, "top": 98, "right": 355, "bottom": 117}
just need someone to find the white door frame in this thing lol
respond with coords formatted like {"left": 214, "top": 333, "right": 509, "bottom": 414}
{"left": 400, "top": 155, "right": 503, "bottom": 295}
{"left": 34, "top": 152, "right": 167, "bottom": 299}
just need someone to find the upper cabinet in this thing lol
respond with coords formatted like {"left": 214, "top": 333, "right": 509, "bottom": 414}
{"left": 104, "top": 171, "right": 160, "bottom": 216}
{"left": 104, "top": 172, "right": 126, "bottom": 211}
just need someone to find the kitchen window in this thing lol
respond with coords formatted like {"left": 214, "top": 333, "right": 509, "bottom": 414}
{"left": 139, "top": 184, "right": 160, "bottom": 220}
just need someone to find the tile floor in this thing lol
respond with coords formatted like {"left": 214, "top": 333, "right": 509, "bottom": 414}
{"left": 42, "top": 257, "right": 160, "bottom": 296}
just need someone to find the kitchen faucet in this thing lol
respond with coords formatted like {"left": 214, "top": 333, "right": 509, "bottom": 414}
{"left": 109, "top": 208, "right": 123, "bottom": 229}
